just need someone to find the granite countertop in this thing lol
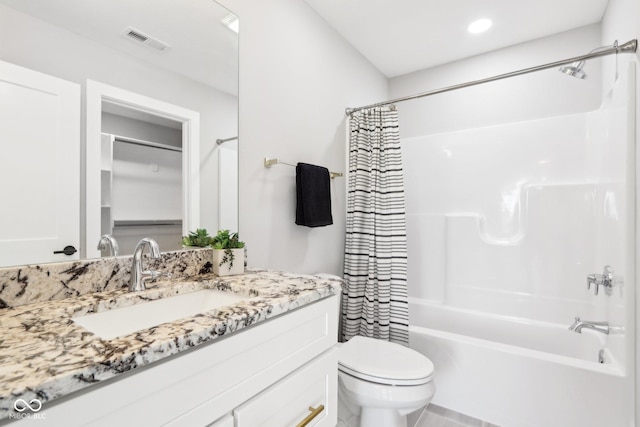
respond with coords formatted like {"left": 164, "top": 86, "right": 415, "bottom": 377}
{"left": 0, "top": 269, "right": 342, "bottom": 420}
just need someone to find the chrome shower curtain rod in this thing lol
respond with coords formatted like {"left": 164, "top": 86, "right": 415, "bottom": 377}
{"left": 345, "top": 39, "right": 637, "bottom": 115}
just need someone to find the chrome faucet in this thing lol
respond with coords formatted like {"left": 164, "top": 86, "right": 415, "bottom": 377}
{"left": 568, "top": 317, "right": 609, "bottom": 335}
{"left": 97, "top": 234, "right": 119, "bottom": 256}
{"left": 586, "top": 265, "right": 615, "bottom": 296}
{"left": 129, "top": 238, "right": 170, "bottom": 291}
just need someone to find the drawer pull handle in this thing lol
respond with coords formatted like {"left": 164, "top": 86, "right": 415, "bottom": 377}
{"left": 296, "top": 404, "right": 325, "bottom": 427}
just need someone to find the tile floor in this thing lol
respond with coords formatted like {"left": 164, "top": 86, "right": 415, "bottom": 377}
{"left": 408, "top": 404, "right": 501, "bottom": 427}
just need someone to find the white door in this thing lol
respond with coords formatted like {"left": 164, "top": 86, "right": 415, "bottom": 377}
{"left": 0, "top": 60, "right": 80, "bottom": 266}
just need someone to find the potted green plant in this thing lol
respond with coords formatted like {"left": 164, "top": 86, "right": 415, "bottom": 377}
{"left": 181, "top": 228, "right": 213, "bottom": 248}
{"left": 211, "top": 229, "right": 245, "bottom": 276}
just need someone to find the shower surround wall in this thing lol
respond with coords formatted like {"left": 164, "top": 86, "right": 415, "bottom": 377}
{"left": 391, "top": 27, "right": 635, "bottom": 426}
{"left": 404, "top": 113, "right": 608, "bottom": 321}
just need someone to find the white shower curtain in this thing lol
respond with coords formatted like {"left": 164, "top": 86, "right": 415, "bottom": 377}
{"left": 342, "top": 105, "right": 409, "bottom": 346}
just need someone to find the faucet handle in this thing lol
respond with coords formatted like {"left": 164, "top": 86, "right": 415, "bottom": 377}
{"left": 142, "top": 270, "right": 172, "bottom": 283}
{"left": 586, "top": 266, "right": 615, "bottom": 296}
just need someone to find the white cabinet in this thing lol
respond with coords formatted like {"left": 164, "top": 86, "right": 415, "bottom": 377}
{"left": 235, "top": 347, "right": 337, "bottom": 426}
{"left": 20, "top": 295, "right": 339, "bottom": 427}
{"left": 0, "top": 60, "right": 80, "bottom": 265}
{"left": 206, "top": 414, "right": 233, "bottom": 427}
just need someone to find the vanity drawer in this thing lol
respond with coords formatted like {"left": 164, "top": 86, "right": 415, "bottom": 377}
{"left": 234, "top": 347, "right": 337, "bottom": 427}
{"left": 206, "top": 414, "right": 233, "bottom": 427}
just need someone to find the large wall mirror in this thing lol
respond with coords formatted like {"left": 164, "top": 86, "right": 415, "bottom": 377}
{"left": 0, "top": 0, "right": 238, "bottom": 267}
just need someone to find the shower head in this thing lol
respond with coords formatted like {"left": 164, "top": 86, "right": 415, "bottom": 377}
{"left": 558, "top": 41, "right": 624, "bottom": 80}
{"left": 559, "top": 60, "right": 587, "bottom": 79}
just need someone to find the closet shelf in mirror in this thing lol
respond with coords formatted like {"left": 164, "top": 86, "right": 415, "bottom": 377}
{"left": 114, "top": 135, "right": 182, "bottom": 152}
{"left": 113, "top": 219, "right": 182, "bottom": 227}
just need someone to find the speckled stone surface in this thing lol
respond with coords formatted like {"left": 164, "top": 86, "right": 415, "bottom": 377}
{"left": 0, "top": 269, "right": 342, "bottom": 420}
{"left": 0, "top": 249, "right": 214, "bottom": 309}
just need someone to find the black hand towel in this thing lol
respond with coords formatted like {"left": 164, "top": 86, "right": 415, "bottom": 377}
{"left": 296, "top": 162, "right": 333, "bottom": 227}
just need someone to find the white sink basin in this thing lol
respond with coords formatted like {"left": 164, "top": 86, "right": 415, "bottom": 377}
{"left": 73, "top": 289, "right": 247, "bottom": 340}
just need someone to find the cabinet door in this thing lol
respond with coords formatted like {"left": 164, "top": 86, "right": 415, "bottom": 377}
{"left": 206, "top": 414, "right": 233, "bottom": 427}
{"left": 234, "top": 348, "right": 337, "bottom": 427}
{"left": 0, "top": 60, "right": 80, "bottom": 266}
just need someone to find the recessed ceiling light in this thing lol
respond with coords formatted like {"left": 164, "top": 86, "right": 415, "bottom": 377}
{"left": 467, "top": 18, "right": 492, "bottom": 34}
{"left": 222, "top": 14, "right": 239, "bottom": 34}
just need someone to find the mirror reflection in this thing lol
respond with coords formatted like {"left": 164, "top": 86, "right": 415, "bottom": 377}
{"left": 0, "top": 0, "right": 238, "bottom": 267}
{"left": 99, "top": 104, "right": 185, "bottom": 257}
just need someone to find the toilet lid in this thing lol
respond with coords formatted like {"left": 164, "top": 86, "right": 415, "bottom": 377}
{"left": 338, "top": 336, "right": 434, "bottom": 386}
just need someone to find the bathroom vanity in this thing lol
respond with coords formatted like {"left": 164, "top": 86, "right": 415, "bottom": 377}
{"left": 0, "top": 255, "right": 341, "bottom": 426}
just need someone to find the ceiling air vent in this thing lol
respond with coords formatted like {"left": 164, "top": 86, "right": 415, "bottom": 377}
{"left": 121, "top": 26, "right": 170, "bottom": 53}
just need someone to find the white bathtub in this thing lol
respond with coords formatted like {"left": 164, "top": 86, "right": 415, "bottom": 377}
{"left": 408, "top": 298, "right": 633, "bottom": 427}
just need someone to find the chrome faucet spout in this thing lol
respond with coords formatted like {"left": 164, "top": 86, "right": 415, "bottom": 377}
{"left": 129, "top": 238, "right": 168, "bottom": 292}
{"left": 97, "top": 234, "right": 119, "bottom": 256}
{"left": 568, "top": 316, "right": 582, "bottom": 332}
{"left": 568, "top": 316, "right": 609, "bottom": 335}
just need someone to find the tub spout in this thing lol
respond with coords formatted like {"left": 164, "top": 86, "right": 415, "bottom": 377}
{"left": 568, "top": 316, "right": 584, "bottom": 332}
{"left": 568, "top": 316, "right": 609, "bottom": 335}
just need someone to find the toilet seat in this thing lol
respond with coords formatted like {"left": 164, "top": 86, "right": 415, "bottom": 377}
{"left": 338, "top": 336, "right": 434, "bottom": 386}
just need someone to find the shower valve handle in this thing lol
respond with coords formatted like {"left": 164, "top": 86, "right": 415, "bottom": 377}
{"left": 587, "top": 266, "right": 614, "bottom": 296}
{"left": 586, "top": 274, "right": 600, "bottom": 294}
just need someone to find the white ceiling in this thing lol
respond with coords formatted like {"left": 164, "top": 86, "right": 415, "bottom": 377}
{"left": 303, "top": 0, "right": 609, "bottom": 78}
{"left": 2, "top": 0, "right": 609, "bottom": 90}
{"left": 0, "top": 0, "right": 238, "bottom": 95}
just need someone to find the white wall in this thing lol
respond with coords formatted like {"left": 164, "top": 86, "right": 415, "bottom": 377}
{"left": 390, "top": 25, "right": 603, "bottom": 138}
{"left": 218, "top": 140, "right": 239, "bottom": 232}
{"left": 390, "top": 26, "right": 607, "bottom": 315}
{"left": 601, "top": 0, "right": 640, "bottom": 425}
{"left": 218, "top": 0, "right": 388, "bottom": 274}
{"left": 0, "top": 4, "right": 237, "bottom": 241}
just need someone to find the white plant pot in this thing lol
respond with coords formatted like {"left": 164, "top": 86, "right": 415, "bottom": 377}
{"left": 213, "top": 248, "right": 245, "bottom": 276}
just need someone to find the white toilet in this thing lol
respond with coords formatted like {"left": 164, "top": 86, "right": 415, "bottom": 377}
{"left": 337, "top": 335, "right": 435, "bottom": 427}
